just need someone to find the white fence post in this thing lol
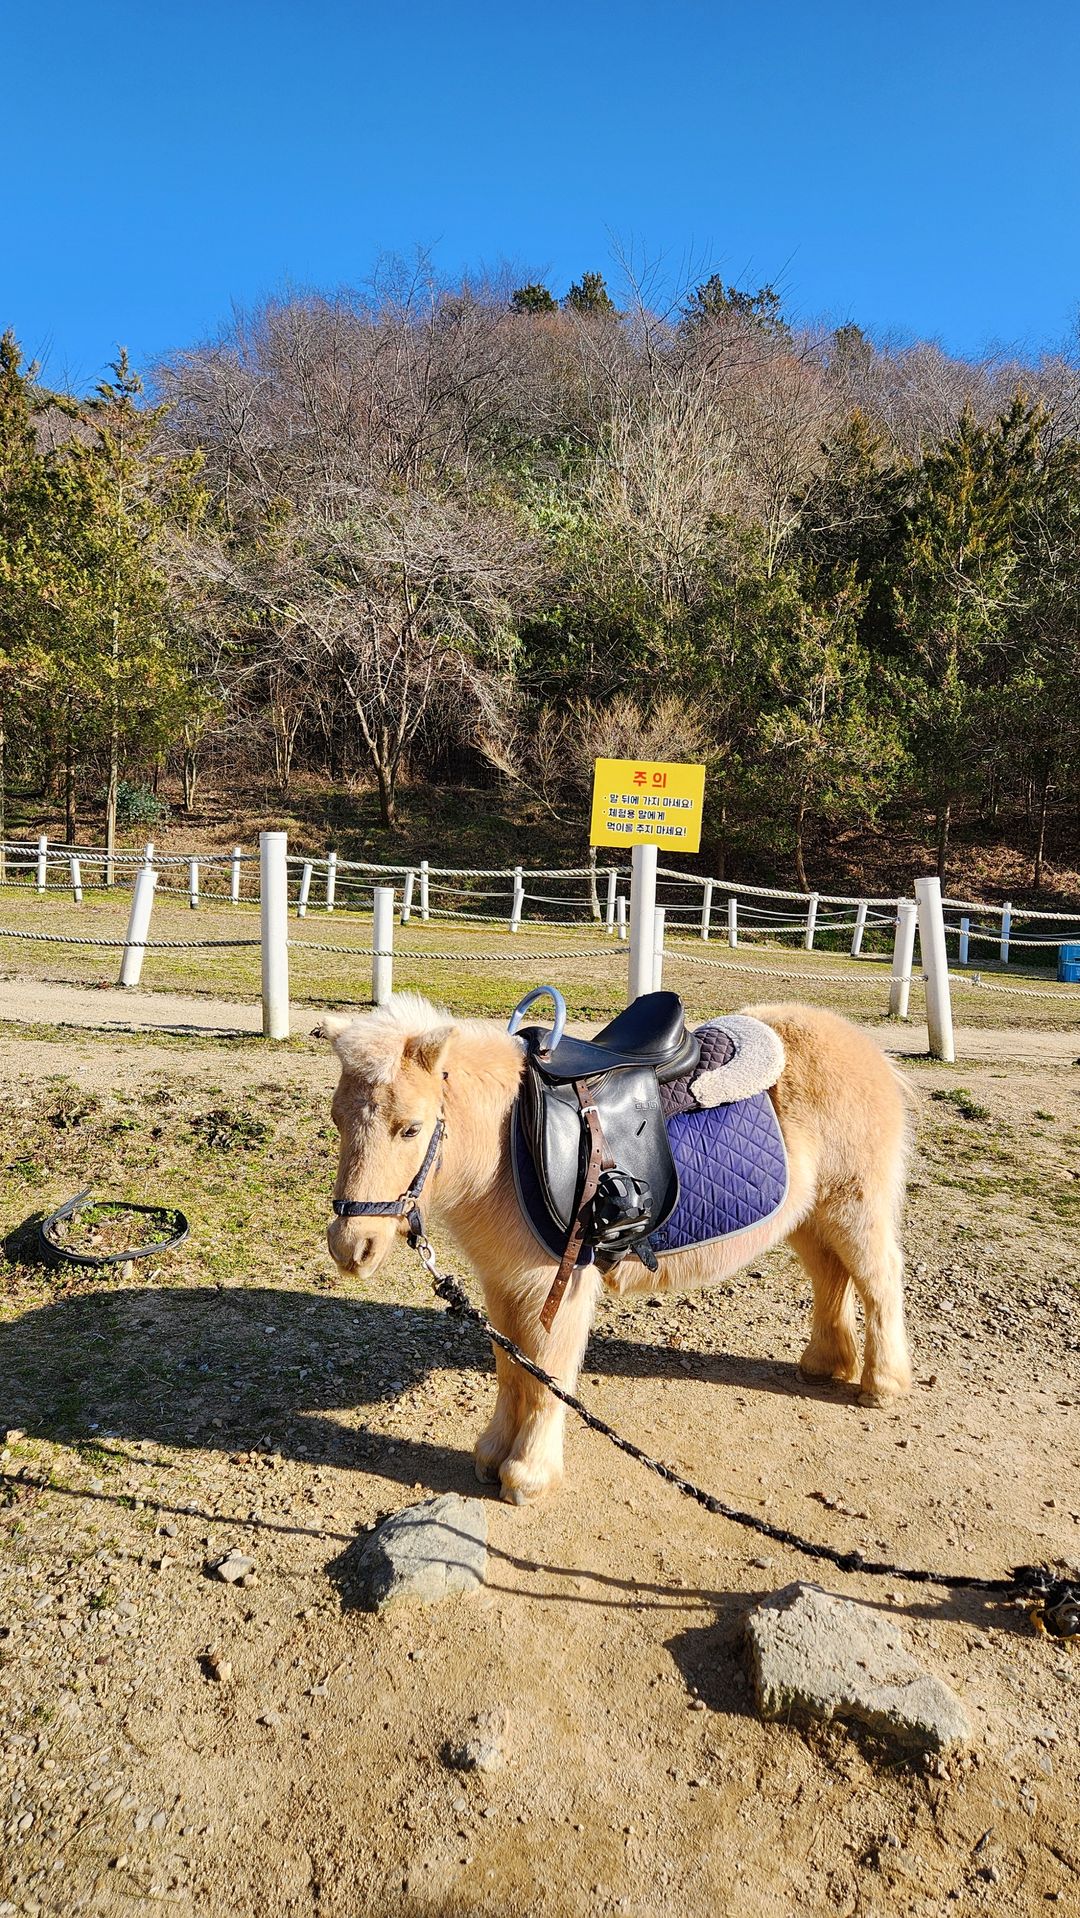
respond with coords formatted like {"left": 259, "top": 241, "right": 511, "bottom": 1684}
{"left": 628, "top": 842, "right": 658, "bottom": 1003}
{"left": 297, "top": 860, "right": 313, "bottom": 918}
{"left": 118, "top": 866, "right": 157, "bottom": 989}
{"left": 727, "top": 895, "right": 738, "bottom": 948}
{"left": 325, "top": 851, "right": 337, "bottom": 913}
{"left": 401, "top": 870, "right": 415, "bottom": 925}
{"left": 230, "top": 846, "right": 242, "bottom": 904}
{"left": 188, "top": 858, "right": 199, "bottom": 910}
{"left": 652, "top": 907, "right": 666, "bottom": 991}
{"left": 604, "top": 869, "right": 617, "bottom": 933}
{"left": 888, "top": 900, "right": 918, "bottom": 1018}
{"left": 1000, "top": 901, "right": 1012, "bottom": 965}
{"left": 260, "top": 831, "right": 290, "bottom": 1041}
{"left": 804, "top": 893, "right": 819, "bottom": 951}
{"left": 851, "top": 900, "right": 868, "bottom": 957}
{"left": 419, "top": 859, "right": 430, "bottom": 922}
{"left": 616, "top": 896, "right": 627, "bottom": 942}
{"left": 36, "top": 834, "right": 48, "bottom": 894}
{"left": 70, "top": 856, "right": 83, "bottom": 905}
{"left": 959, "top": 916, "right": 970, "bottom": 966}
{"left": 700, "top": 878, "right": 714, "bottom": 941}
{"left": 510, "top": 865, "right": 524, "bottom": 932}
{"left": 372, "top": 886, "right": 395, "bottom": 1006}
{"left": 143, "top": 840, "right": 155, "bottom": 867}
{"left": 915, "top": 876, "right": 956, "bottom": 1063}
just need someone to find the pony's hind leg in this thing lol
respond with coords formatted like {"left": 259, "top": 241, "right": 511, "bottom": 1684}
{"left": 817, "top": 1211, "right": 913, "bottom": 1406}
{"left": 847, "top": 1218, "right": 913, "bottom": 1406}
{"left": 790, "top": 1224, "right": 860, "bottom": 1386}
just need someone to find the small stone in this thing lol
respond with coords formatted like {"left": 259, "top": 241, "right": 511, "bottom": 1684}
{"left": 750, "top": 1556, "right": 774, "bottom": 1570}
{"left": 257, "top": 1710, "right": 284, "bottom": 1730}
{"left": 213, "top": 1551, "right": 255, "bottom": 1585}
{"left": 161, "top": 1523, "right": 179, "bottom": 1538}
{"left": 202, "top": 1652, "right": 232, "bottom": 1683}
{"left": 443, "top": 1708, "right": 510, "bottom": 1774}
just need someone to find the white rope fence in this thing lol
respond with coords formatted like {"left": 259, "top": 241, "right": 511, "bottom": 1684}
{"left": 1, "top": 834, "right": 1076, "bottom": 1048}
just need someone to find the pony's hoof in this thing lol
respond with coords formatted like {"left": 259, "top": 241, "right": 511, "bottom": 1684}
{"left": 472, "top": 1454, "right": 501, "bottom": 1484}
{"left": 857, "top": 1373, "right": 912, "bottom": 1407}
{"left": 498, "top": 1458, "right": 561, "bottom": 1505}
{"left": 798, "top": 1347, "right": 860, "bottom": 1386}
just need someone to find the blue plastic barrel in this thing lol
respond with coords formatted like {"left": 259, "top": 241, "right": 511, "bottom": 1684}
{"left": 1058, "top": 943, "right": 1080, "bottom": 984}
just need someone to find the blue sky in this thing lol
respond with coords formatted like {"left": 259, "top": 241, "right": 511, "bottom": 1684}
{"left": 4, "top": 0, "right": 1079, "bottom": 390}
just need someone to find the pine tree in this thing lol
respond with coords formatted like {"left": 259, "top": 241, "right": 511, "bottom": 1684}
{"left": 894, "top": 398, "right": 1041, "bottom": 883}
{"left": 511, "top": 283, "right": 557, "bottom": 313}
{"left": 564, "top": 272, "right": 616, "bottom": 316}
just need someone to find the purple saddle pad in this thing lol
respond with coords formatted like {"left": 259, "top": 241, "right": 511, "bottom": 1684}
{"left": 510, "top": 1083, "right": 788, "bottom": 1265}
{"left": 646, "top": 1093, "right": 788, "bottom": 1255}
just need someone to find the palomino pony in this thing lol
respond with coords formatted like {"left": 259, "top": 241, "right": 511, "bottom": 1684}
{"left": 322, "top": 994, "right": 913, "bottom": 1505}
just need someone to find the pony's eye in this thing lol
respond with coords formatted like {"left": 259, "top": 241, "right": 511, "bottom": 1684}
{"left": 401, "top": 1122, "right": 422, "bottom": 1140}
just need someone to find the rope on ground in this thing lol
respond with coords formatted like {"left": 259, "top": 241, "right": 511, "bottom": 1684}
{"left": 415, "top": 1251, "right": 1078, "bottom": 1636}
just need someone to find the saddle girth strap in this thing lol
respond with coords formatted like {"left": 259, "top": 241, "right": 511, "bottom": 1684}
{"left": 539, "top": 1081, "right": 613, "bottom": 1333}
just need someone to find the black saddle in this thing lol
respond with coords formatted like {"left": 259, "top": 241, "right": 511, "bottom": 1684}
{"left": 510, "top": 989, "right": 700, "bottom": 1328}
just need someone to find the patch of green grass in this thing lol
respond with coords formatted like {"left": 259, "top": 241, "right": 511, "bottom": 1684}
{"left": 1034, "top": 1109, "right": 1055, "bottom": 1122}
{"left": 930, "top": 1086, "right": 991, "bottom": 1121}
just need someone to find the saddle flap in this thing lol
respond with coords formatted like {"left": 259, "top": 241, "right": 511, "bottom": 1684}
{"left": 519, "top": 1059, "right": 679, "bottom": 1244}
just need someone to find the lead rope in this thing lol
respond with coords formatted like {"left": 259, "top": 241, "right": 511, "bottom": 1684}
{"left": 405, "top": 1225, "right": 1080, "bottom": 1641}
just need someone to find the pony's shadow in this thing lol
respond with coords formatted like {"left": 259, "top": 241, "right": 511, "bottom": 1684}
{"left": 0, "top": 1277, "right": 824, "bottom": 1489}
{"left": 1, "top": 1278, "right": 1034, "bottom": 1649}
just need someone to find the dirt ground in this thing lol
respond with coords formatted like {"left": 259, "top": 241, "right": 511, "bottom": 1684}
{"left": 1, "top": 1013, "right": 1079, "bottom": 1918}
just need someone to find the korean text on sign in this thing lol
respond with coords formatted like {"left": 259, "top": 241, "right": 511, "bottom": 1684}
{"left": 589, "top": 758, "right": 706, "bottom": 853}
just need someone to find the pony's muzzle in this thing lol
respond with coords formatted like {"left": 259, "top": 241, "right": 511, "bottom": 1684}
{"left": 326, "top": 1215, "right": 374, "bottom": 1275}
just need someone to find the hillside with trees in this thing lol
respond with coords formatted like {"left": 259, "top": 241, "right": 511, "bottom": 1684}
{"left": 3, "top": 258, "right": 1079, "bottom": 898}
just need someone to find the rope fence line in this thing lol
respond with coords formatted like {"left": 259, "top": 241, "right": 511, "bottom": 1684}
{"left": 663, "top": 947, "right": 892, "bottom": 987}
{"left": 2, "top": 835, "right": 1077, "bottom": 1045}
{"left": 0, "top": 928, "right": 260, "bottom": 950}
{"left": 288, "top": 944, "right": 627, "bottom": 962}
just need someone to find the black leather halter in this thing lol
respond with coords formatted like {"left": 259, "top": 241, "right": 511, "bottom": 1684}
{"left": 331, "top": 1115, "right": 445, "bottom": 1239}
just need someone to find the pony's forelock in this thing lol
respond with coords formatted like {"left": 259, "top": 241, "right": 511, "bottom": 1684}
{"left": 331, "top": 992, "right": 455, "bottom": 1084}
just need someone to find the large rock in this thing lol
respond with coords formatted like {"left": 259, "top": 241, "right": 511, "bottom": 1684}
{"left": 745, "top": 1581, "right": 971, "bottom": 1753}
{"left": 353, "top": 1495, "right": 488, "bottom": 1613}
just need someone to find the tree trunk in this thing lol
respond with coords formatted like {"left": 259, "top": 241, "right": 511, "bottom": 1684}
{"left": 1034, "top": 765, "right": 1051, "bottom": 892}
{"left": 105, "top": 730, "right": 119, "bottom": 886}
{"left": 714, "top": 803, "right": 727, "bottom": 883}
{"left": 64, "top": 722, "right": 77, "bottom": 846}
{"left": 794, "top": 797, "right": 809, "bottom": 894}
{"left": 935, "top": 800, "right": 951, "bottom": 888}
{"left": 375, "top": 759, "right": 395, "bottom": 827}
{"left": 0, "top": 714, "right": 6, "bottom": 885}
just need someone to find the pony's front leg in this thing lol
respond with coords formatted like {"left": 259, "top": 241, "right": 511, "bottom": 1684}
{"left": 473, "top": 1265, "right": 601, "bottom": 1505}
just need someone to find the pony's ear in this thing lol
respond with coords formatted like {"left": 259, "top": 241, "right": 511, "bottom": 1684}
{"left": 403, "top": 1025, "right": 456, "bottom": 1075}
{"left": 312, "top": 1011, "right": 355, "bottom": 1041}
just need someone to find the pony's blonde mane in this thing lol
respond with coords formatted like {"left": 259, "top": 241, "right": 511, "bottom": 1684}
{"left": 323, "top": 992, "right": 456, "bottom": 1081}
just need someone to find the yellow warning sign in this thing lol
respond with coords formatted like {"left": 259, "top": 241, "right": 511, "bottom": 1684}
{"left": 589, "top": 758, "right": 706, "bottom": 852}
